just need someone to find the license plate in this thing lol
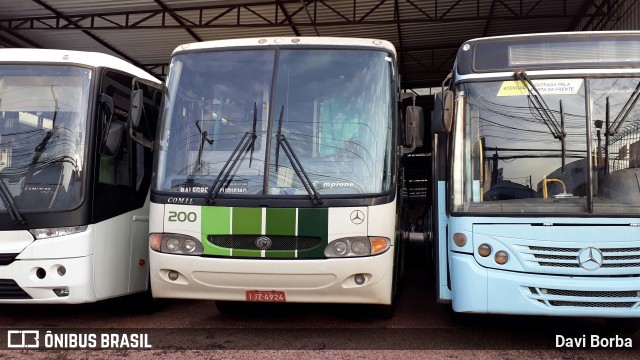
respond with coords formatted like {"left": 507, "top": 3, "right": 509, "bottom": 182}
{"left": 245, "top": 290, "right": 286, "bottom": 302}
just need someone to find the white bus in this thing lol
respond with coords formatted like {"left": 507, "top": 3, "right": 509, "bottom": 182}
{"left": 149, "top": 37, "right": 422, "bottom": 317}
{"left": 430, "top": 31, "right": 640, "bottom": 327}
{"left": 0, "top": 49, "right": 161, "bottom": 303}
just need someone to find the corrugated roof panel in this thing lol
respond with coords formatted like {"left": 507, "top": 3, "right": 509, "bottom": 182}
{"left": 91, "top": 29, "right": 193, "bottom": 63}
{"left": 10, "top": 30, "right": 122, "bottom": 58}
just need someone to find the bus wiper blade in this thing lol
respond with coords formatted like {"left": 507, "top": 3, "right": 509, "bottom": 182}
{"left": 274, "top": 105, "right": 322, "bottom": 205}
{"left": 191, "top": 120, "right": 214, "bottom": 175}
{"left": 248, "top": 102, "right": 258, "bottom": 168}
{"left": 32, "top": 86, "right": 59, "bottom": 163}
{"left": 607, "top": 81, "right": 640, "bottom": 136}
{"left": 205, "top": 124, "right": 257, "bottom": 204}
{"left": 515, "top": 71, "right": 566, "bottom": 140}
{"left": 0, "top": 178, "right": 25, "bottom": 225}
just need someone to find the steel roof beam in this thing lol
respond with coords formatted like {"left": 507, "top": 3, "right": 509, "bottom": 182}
{"left": 3, "top": 0, "right": 590, "bottom": 30}
{"left": 153, "top": 0, "right": 202, "bottom": 42}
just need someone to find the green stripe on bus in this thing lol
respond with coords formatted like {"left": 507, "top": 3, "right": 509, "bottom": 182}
{"left": 297, "top": 208, "right": 328, "bottom": 258}
{"left": 266, "top": 208, "right": 296, "bottom": 235}
{"left": 265, "top": 250, "right": 296, "bottom": 258}
{"left": 232, "top": 207, "right": 262, "bottom": 234}
{"left": 201, "top": 206, "right": 232, "bottom": 256}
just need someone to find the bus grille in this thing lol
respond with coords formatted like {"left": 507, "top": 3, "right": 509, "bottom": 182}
{"left": 526, "top": 287, "right": 640, "bottom": 309}
{"left": 0, "top": 279, "right": 31, "bottom": 299}
{"left": 0, "top": 253, "right": 18, "bottom": 266}
{"left": 207, "top": 235, "right": 322, "bottom": 251}
{"left": 522, "top": 246, "right": 640, "bottom": 269}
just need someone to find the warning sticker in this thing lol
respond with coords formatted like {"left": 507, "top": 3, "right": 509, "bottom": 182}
{"left": 497, "top": 79, "right": 583, "bottom": 97}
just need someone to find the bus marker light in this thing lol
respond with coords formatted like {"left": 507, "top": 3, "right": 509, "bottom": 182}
{"left": 495, "top": 251, "right": 509, "bottom": 265}
{"left": 57, "top": 266, "right": 66, "bottom": 276}
{"left": 478, "top": 244, "right": 491, "bottom": 257}
{"left": 138, "top": 259, "right": 145, "bottom": 266}
{"left": 453, "top": 233, "right": 467, "bottom": 247}
{"left": 354, "top": 274, "right": 366, "bottom": 285}
{"left": 53, "top": 288, "right": 69, "bottom": 297}
{"left": 370, "top": 237, "right": 390, "bottom": 255}
{"left": 168, "top": 270, "right": 179, "bottom": 281}
{"left": 149, "top": 234, "right": 162, "bottom": 251}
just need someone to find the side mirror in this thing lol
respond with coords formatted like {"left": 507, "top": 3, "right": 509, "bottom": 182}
{"left": 431, "top": 90, "right": 453, "bottom": 134}
{"left": 403, "top": 105, "right": 424, "bottom": 154}
{"left": 100, "top": 93, "right": 114, "bottom": 115}
{"left": 129, "top": 89, "right": 143, "bottom": 128}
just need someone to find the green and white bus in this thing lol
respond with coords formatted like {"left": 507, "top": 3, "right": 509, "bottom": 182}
{"left": 149, "top": 37, "right": 422, "bottom": 316}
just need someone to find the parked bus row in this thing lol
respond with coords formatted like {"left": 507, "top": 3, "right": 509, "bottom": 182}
{"left": 1, "top": 31, "right": 639, "bottom": 327}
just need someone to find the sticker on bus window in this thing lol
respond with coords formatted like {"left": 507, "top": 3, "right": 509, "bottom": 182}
{"left": 497, "top": 79, "right": 583, "bottom": 96}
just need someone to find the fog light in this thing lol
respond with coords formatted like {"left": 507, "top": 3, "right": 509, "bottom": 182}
{"left": 354, "top": 274, "right": 366, "bottom": 285}
{"left": 333, "top": 241, "right": 348, "bottom": 256}
{"left": 453, "top": 233, "right": 467, "bottom": 247}
{"left": 57, "top": 266, "right": 66, "bottom": 277}
{"left": 166, "top": 238, "right": 180, "bottom": 252}
{"left": 478, "top": 243, "right": 492, "bottom": 257}
{"left": 53, "top": 288, "right": 69, "bottom": 297}
{"left": 183, "top": 239, "right": 196, "bottom": 252}
{"left": 168, "top": 270, "right": 179, "bottom": 281}
{"left": 36, "top": 268, "right": 46, "bottom": 279}
{"left": 495, "top": 251, "right": 509, "bottom": 265}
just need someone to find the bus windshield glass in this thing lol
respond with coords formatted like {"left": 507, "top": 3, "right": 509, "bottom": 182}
{"left": 0, "top": 65, "right": 90, "bottom": 212}
{"left": 452, "top": 77, "right": 640, "bottom": 215}
{"left": 155, "top": 48, "right": 394, "bottom": 197}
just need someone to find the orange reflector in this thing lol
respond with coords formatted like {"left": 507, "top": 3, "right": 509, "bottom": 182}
{"left": 370, "top": 237, "right": 390, "bottom": 255}
{"left": 149, "top": 234, "right": 162, "bottom": 251}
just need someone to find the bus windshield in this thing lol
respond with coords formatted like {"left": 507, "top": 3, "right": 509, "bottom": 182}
{"left": 452, "top": 77, "right": 640, "bottom": 215}
{"left": 155, "top": 48, "right": 394, "bottom": 197}
{"left": 0, "top": 65, "right": 90, "bottom": 212}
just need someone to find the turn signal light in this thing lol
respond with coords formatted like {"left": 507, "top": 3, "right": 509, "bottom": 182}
{"left": 453, "top": 233, "right": 467, "bottom": 247}
{"left": 370, "top": 237, "right": 390, "bottom": 255}
{"left": 478, "top": 243, "right": 492, "bottom": 257}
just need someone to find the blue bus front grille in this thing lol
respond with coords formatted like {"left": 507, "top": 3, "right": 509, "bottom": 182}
{"left": 526, "top": 286, "right": 640, "bottom": 309}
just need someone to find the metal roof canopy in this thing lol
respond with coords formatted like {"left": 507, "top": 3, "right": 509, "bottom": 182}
{"left": 0, "top": 0, "right": 636, "bottom": 88}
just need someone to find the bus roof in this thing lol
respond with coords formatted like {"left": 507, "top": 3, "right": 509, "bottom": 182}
{"left": 462, "top": 30, "right": 640, "bottom": 45}
{"left": 172, "top": 36, "right": 396, "bottom": 57}
{"left": 0, "top": 48, "right": 160, "bottom": 84}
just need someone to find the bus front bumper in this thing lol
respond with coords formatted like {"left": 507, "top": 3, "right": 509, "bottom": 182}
{"left": 450, "top": 252, "right": 640, "bottom": 318}
{"left": 0, "top": 256, "right": 97, "bottom": 304}
{"left": 150, "top": 249, "right": 394, "bottom": 304}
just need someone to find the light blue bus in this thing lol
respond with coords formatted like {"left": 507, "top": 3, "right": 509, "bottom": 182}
{"left": 430, "top": 31, "right": 640, "bottom": 326}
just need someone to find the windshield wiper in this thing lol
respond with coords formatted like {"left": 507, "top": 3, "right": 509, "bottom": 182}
{"left": 607, "top": 81, "right": 640, "bottom": 136}
{"left": 274, "top": 105, "right": 322, "bottom": 205}
{"left": 515, "top": 71, "right": 567, "bottom": 172}
{"left": 205, "top": 104, "right": 258, "bottom": 203}
{"left": 191, "top": 120, "right": 214, "bottom": 175}
{"left": 32, "top": 86, "right": 59, "bottom": 164}
{"left": 0, "top": 178, "right": 25, "bottom": 225}
{"left": 515, "top": 71, "right": 566, "bottom": 140}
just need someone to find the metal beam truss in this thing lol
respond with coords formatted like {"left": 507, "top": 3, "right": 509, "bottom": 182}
{"left": 0, "top": 0, "right": 628, "bottom": 87}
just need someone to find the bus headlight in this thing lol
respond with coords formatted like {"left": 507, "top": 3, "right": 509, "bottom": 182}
{"left": 324, "top": 237, "right": 390, "bottom": 258}
{"left": 149, "top": 233, "right": 203, "bottom": 256}
{"left": 29, "top": 226, "right": 88, "bottom": 240}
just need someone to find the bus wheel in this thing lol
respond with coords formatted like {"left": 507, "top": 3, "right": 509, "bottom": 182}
{"left": 215, "top": 300, "right": 244, "bottom": 315}
{"left": 368, "top": 302, "right": 396, "bottom": 320}
{"left": 604, "top": 318, "right": 640, "bottom": 333}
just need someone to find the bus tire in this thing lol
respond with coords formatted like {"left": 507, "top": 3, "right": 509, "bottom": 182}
{"left": 368, "top": 303, "right": 396, "bottom": 320}
{"left": 215, "top": 300, "right": 244, "bottom": 315}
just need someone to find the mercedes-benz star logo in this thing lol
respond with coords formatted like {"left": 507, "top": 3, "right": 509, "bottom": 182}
{"left": 255, "top": 236, "right": 272, "bottom": 250}
{"left": 350, "top": 210, "right": 365, "bottom": 225}
{"left": 577, "top": 247, "right": 603, "bottom": 271}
